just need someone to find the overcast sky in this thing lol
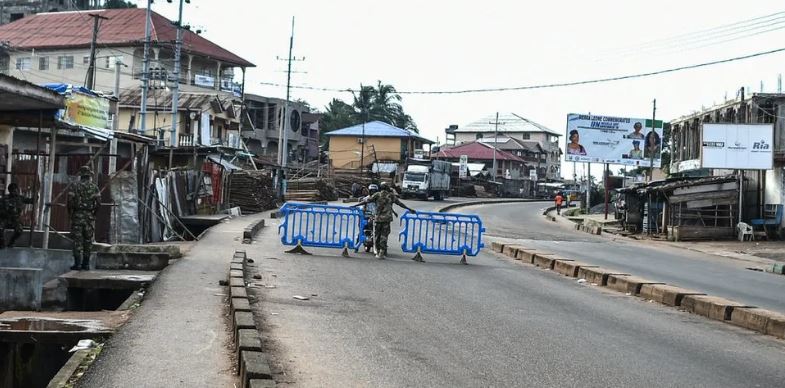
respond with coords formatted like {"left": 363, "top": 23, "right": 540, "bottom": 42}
{"left": 136, "top": 0, "right": 785, "bottom": 179}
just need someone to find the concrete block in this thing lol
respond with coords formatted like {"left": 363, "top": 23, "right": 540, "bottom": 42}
{"left": 730, "top": 307, "right": 780, "bottom": 334}
{"left": 234, "top": 311, "right": 256, "bottom": 332}
{"left": 231, "top": 263, "right": 244, "bottom": 271}
{"left": 230, "top": 270, "right": 244, "bottom": 278}
{"left": 95, "top": 252, "right": 169, "bottom": 271}
{"left": 638, "top": 284, "right": 705, "bottom": 306}
{"left": 249, "top": 379, "right": 277, "bottom": 388}
{"left": 515, "top": 249, "right": 542, "bottom": 263}
{"left": 553, "top": 260, "right": 596, "bottom": 277}
{"left": 230, "top": 278, "right": 245, "bottom": 287}
{"left": 680, "top": 295, "right": 748, "bottom": 321}
{"left": 232, "top": 297, "right": 252, "bottom": 312}
{"left": 502, "top": 245, "right": 523, "bottom": 258}
{"left": 605, "top": 274, "right": 662, "bottom": 294}
{"left": 491, "top": 242, "right": 504, "bottom": 252}
{"left": 0, "top": 267, "right": 42, "bottom": 310}
{"left": 766, "top": 314, "right": 785, "bottom": 339}
{"left": 243, "top": 219, "right": 266, "bottom": 244}
{"left": 533, "top": 253, "right": 558, "bottom": 269}
{"left": 240, "top": 351, "right": 273, "bottom": 388}
{"left": 41, "top": 277, "right": 67, "bottom": 311}
{"left": 231, "top": 286, "right": 248, "bottom": 298}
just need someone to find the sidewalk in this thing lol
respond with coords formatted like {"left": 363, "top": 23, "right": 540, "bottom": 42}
{"left": 78, "top": 213, "right": 266, "bottom": 388}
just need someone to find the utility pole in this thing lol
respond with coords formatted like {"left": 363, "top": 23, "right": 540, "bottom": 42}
{"left": 139, "top": 0, "right": 153, "bottom": 135}
{"left": 85, "top": 13, "right": 109, "bottom": 90}
{"left": 170, "top": 0, "right": 188, "bottom": 148}
{"left": 648, "top": 99, "right": 657, "bottom": 181}
{"left": 488, "top": 112, "right": 505, "bottom": 182}
{"left": 275, "top": 16, "right": 297, "bottom": 197}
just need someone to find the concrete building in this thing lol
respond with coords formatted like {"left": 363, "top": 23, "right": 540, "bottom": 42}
{"left": 449, "top": 113, "right": 562, "bottom": 180}
{"left": 242, "top": 94, "right": 321, "bottom": 163}
{"left": 478, "top": 135, "right": 546, "bottom": 179}
{"left": 325, "top": 121, "right": 433, "bottom": 169}
{"left": 0, "top": 8, "right": 254, "bottom": 147}
{"left": 0, "top": 0, "right": 94, "bottom": 26}
{"left": 435, "top": 141, "right": 527, "bottom": 179}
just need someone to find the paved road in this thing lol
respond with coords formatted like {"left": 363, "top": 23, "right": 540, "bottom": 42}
{"left": 469, "top": 202, "right": 785, "bottom": 314}
{"left": 249, "top": 198, "right": 785, "bottom": 387}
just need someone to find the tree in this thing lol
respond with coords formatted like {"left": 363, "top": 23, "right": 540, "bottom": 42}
{"left": 320, "top": 99, "right": 357, "bottom": 148}
{"left": 104, "top": 0, "right": 137, "bottom": 8}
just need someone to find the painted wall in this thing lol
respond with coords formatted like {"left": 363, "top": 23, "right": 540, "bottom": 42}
{"left": 328, "top": 136, "right": 403, "bottom": 169}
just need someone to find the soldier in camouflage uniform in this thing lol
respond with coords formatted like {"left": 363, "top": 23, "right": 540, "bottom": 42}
{"left": 354, "top": 182, "right": 416, "bottom": 259}
{"left": 0, "top": 183, "right": 33, "bottom": 249}
{"left": 67, "top": 166, "right": 100, "bottom": 270}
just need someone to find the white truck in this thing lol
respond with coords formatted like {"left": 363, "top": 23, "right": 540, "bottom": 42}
{"left": 400, "top": 159, "right": 451, "bottom": 200}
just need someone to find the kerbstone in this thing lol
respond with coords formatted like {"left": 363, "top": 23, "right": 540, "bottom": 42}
{"left": 639, "top": 284, "right": 705, "bottom": 306}
{"left": 680, "top": 295, "right": 748, "bottom": 321}
{"left": 605, "top": 275, "right": 662, "bottom": 295}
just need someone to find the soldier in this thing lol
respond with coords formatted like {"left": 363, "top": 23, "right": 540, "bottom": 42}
{"left": 0, "top": 183, "right": 33, "bottom": 249}
{"left": 67, "top": 166, "right": 100, "bottom": 270}
{"left": 354, "top": 182, "right": 416, "bottom": 260}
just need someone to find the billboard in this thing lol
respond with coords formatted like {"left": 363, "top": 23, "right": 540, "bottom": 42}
{"left": 701, "top": 124, "right": 773, "bottom": 170}
{"left": 63, "top": 92, "right": 111, "bottom": 130}
{"left": 565, "top": 113, "right": 663, "bottom": 167}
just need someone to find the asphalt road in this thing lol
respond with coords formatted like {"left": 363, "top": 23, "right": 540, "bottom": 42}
{"left": 468, "top": 201, "right": 785, "bottom": 314}
{"left": 249, "top": 198, "right": 785, "bottom": 387}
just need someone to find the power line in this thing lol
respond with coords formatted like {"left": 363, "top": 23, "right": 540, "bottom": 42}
{"left": 259, "top": 46, "right": 785, "bottom": 95}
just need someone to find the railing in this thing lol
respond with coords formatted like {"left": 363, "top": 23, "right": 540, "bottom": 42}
{"left": 278, "top": 202, "right": 366, "bottom": 255}
{"left": 398, "top": 210, "right": 485, "bottom": 262}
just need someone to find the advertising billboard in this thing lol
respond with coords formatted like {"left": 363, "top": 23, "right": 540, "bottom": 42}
{"left": 565, "top": 113, "right": 663, "bottom": 167}
{"left": 701, "top": 124, "right": 773, "bottom": 170}
{"left": 63, "top": 92, "right": 111, "bottom": 130}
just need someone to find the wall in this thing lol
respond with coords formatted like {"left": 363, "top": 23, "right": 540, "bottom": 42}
{"left": 329, "top": 136, "right": 402, "bottom": 169}
{"left": 0, "top": 267, "right": 42, "bottom": 310}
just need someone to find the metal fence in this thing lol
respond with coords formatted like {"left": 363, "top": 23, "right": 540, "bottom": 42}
{"left": 399, "top": 210, "right": 485, "bottom": 258}
{"left": 278, "top": 202, "right": 366, "bottom": 251}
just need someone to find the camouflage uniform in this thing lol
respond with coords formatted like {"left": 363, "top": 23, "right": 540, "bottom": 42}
{"left": 0, "top": 184, "right": 32, "bottom": 248}
{"left": 67, "top": 167, "right": 100, "bottom": 270}
{"left": 364, "top": 189, "right": 410, "bottom": 257}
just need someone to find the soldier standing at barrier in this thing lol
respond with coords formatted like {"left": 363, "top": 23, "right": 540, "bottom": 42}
{"left": 354, "top": 182, "right": 416, "bottom": 260}
{"left": 0, "top": 183, "right": 33, "bottom": 249}
{"left": 67, "top": 166, "right": 100, "bottom": 270}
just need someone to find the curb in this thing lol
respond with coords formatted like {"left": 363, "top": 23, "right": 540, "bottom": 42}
{"left": 226, "top": 250, "right": 277, "bottom": 388}
{"left": 489, "top": 242, "right": 785, "bottom": 341}
{"left": 242, "top": 219, "right": 266, "bottom": 244}
{"left": 438, "top": 199, "right": 548, "bottom": 213}
{"left": 47, "top": 349, "right": 92, "bottom": 388}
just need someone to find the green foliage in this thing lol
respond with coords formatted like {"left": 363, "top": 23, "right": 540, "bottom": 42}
{"left": 104, "top": 0, "right": 137, "bottom": 8}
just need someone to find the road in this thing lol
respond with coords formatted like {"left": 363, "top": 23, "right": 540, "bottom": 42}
{"left": 469, "top": 201, "right": 785, "bottom": 314}
{"left": 249, "top": 199, "right": 785, "bottom": 387}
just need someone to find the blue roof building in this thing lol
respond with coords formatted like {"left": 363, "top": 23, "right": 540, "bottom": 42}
{"left": 325, "top": 121, "right": 434, "bottom": 169}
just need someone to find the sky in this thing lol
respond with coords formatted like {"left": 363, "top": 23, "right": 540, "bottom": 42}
{"left": 134, "top": 0, "right": 785, "bottom": 180}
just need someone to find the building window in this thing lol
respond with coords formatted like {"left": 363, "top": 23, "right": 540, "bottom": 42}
{"left": 15, "top": 57, "right": 31, "bottom": 70}
{"left": 39, "top": 57, "right": 49, "bottom": 70}
{"left": 105, "top": 55, "right": 123, "bottom": 68}
{"left": 57, "top": 56, "right": 74, "bottom": 69}
{"left": 83, "top": 56, "right": 90, "bottom": 65}
{"left": 521, "top": 133, "right": 530, "bottom": 139}
{"left": 10, "top": 13, "right": 24, "bottom": 22}
{"left": 475, "top": 133, "right": 483, "bottom": 139}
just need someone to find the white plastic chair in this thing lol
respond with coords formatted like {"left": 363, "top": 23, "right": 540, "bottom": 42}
{"left": 736, "top": 222, "right": 753, "bottom": 241}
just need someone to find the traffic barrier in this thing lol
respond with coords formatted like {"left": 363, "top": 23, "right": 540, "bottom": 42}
{"left": 278, "top": 202, "right": 366, "bottom": 256}
{"left": 398, "top": 210, "right": 485, "bottom": 264}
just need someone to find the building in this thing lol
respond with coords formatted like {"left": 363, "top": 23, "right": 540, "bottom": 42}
{"left": 0, "top": 0, "right": 95, "bottom": 25}
{"left": 0, "top": 8, "right": 255, "bottom": 147}
{"left": 242, "top": 94, "right": 320, "bottom": 164}
{"left": 669, "top": 93, "right": 785, "bottom": 229}
{"left": 448, "top": 113, "right": 562, "bottom": 180}
{"left": 434, "top": 141, "right": 527, "bottom": 179}
{"left": 477, "top": 135, "right": 546, "bottom": 179}
{"left": 325, "top": 121, "right": 433, "bottom": 169}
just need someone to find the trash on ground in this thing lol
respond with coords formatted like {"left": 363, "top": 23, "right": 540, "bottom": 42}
{"left": 625, "top": 292, "right": 632, "bottom": 296}
{"left": 293, "top": 295, "right": 310, "bottom": 300}
{"left": 218, "top": 280, "right": 229, "bottom": 286}
{"left": 69, "top": 339, "right": 97, "bottom": 353}
{"left": 253, "top": 274, "right": 262, "bottom": 279}
{"left": 576, "top": 279, "right": 587, "bottom": 284}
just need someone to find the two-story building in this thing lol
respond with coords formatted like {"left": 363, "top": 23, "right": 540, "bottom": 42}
{"left": 242, "top": 94, "right": 321, "bottom": 164}
{"left": 448, "top": 113, "right": 562, "bottom": 180}
{"left": 325, "top": 121, "right": 433, "bottom": 170}
{"left": 0, "top": 8, "right": 254, "bottom": 147}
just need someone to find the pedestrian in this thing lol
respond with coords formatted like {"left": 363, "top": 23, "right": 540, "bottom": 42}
{"left": 0, "top": 183, "right": 33, "bottom": 249}
{"left": 555, "top": 192, "right": 564, "bottom": 215}
{"left": 351, "top": 181, "right": 361, "bottom": 198}
{"left": 67, "top": 166, "right": 100, "bottom": 270}
{"left": 353, "top": 181, "right": 416, "bottom": 260}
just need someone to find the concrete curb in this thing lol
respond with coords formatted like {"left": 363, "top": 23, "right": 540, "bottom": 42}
{"left": 46, "top": 349, "right": 92, "bottom": 388}
{"left": 243, "top": 219, "right": 266, "bottom": 244}
{"left": 226, "top": 250, "right": 277, "bottom": 388}
{"left": 489, "top": 243, "right": 785, "bottom": 340}
{"left": 438, "top": 199, "right": 548, "bottom": 213}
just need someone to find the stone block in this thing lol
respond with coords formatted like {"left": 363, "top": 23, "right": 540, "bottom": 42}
{"left": 240, "top": 351, "right": 273, "bottom": 388}
{"left": 491, "top": 242, "right": 504, "bottom": 252}
{"left": 234, "top": 311, "right": 256, "bottom": 333}
{"left": 679, "top": 295, "right": 748, "bottom": 321}
{"left": 230, "top": 278, "right": 245, "bottom": 287}
{"left": 502, "top": 245, "right": 523, "bottom": 258}
{"left": 230, "top": 270, "right": 244, "bottom": 278}
{"left": 553, "top": 260, "right": 596, "bottom": 277}
{"left": 605, "top": 274, "right": 662, "bottom": 294}
{"left": 639, "top": 284, "right": 704, "bottom": 306}
{"left": 95, "top": 252, "right": 169, "bottom": 271}
{"left": 232, "top": 297, "right": 251, "bottom": 312}
{"left": 515, "top": 249, "right": 542, "bottom": 263}
{"left": 0, "top": 267, "right": 42, "bottom": 310}
{"left": 533, "top": 253, "right": 558, "bottom": 269}
{"left": 231, "top": 263, "right": 244, "bottom": 271}
{"left": 231, "top": 286, "right": 248, "bottom": 298}
{"left": 766, "top": 314, "right": 785, "bottom": 339}
{"left": 249, "top": 379, "right": 277, "bottom": 388}
{"left": 730, "top": 307, "right": 781, "bottom": 334}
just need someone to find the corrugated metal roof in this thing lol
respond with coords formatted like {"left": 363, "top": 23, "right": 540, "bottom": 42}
{"left": 454, "top": 113, "right": 561, "bottom": 136}
{"left": 119, "top": 88, "right": 232, "bottom": 111}
{"left": 324, "top": 121, "right": 434, "bottom": 143}
{"left": 0, "top": 8, "right": 254, "bottom": 67}
{"left": 436, "top": 141, "right": 526, "bottom": 162}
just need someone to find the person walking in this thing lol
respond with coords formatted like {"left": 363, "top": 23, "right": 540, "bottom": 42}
{"left": 555, "top": 192, "right": 564, "bottom": 215}
{"left": 67, "top": 166, "right": 100, "bottom": 270}
{"left": 0, "top": 183, "right": 33, "bottom": 248}
{"left": 354, "top": 182, "right": 416, "bottom": 260}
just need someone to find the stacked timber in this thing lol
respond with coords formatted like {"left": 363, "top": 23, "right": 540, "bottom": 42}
{"left": 226, "top": 170, "right": 279, "bottom": 213}
{"left": 286, "top": 177, "right": 338, "bottom": 201}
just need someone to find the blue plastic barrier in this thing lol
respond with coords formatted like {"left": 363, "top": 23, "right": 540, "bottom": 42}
{"left": 398, "top": 210, "right": 485, "bottom": 258}
{"left": 278, "top": 202, "right": 366, "bottom": 251}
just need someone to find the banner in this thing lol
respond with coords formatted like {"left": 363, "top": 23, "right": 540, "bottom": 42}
{"left": 565, "top": 113, "right": 663, "bottom": 167}
{"left": 63, "top": 92, "right": 111, "bottom": 130}
{"left": 701, "top": 124, "right": 773, "bottom": 170}
{"left": 200, "top": 112, "right": 212, "bottom": 146}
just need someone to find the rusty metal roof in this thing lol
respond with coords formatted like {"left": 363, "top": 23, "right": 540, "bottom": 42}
{"left": 0, "top": 8, "right": 254, "bottom": 67}
{"left": 119, "top": 88, "right": 235, "bottom": 111}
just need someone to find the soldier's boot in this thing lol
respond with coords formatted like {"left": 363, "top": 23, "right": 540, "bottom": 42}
{"left": 80, "top": 255, "right": 90, "bottom": 271}
{"left": 70, "top": 256, "right": 81, "bottom": 271}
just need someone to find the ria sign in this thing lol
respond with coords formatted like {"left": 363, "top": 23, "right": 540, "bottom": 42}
{"left": 701, "top": 124, "right": 773, "bottom": 170}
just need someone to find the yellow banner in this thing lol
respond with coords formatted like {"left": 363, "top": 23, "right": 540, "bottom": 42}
{"left": 64, "top": 93, "right": 110, "bottom": 130}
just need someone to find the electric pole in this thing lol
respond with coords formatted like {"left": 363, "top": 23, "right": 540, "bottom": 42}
{"left": 85, "top": 13, "right": 109, "bottom": 90}
{"left": 139, "top": 0, "right": 153, "bottom": 135}
{"left": 489, "top": 112, "right": 505, "bottom": 182}
{"left": 275, "top": 16, "right": 305, "bottom": 196}
{"left": 649, "top": 99, "right": 657, "bottom": 181}
{"left": 170, "top": 0, "right": 188, "bottom": 148}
